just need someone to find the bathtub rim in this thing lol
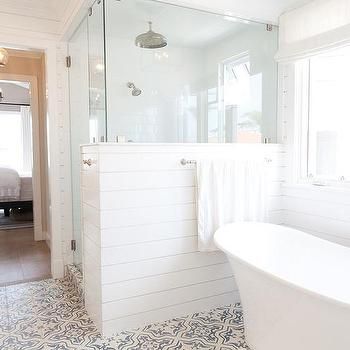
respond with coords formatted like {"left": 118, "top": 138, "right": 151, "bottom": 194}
{"left": 214, "top": 222, "right": 350, "bottom": 311}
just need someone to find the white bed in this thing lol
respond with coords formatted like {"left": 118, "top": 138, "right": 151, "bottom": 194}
{"left": 19, "top": 176, "right": 33, "bottom": 201}
{"left": 0, "top": 168, "right": 33, "bottom": 216}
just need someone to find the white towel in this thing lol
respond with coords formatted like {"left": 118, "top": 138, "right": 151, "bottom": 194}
{"left": 196, "top": 159, "right": 268, "bottom": 251}
{"left": 0, "top": 167, "right": 21, "bottom": 201}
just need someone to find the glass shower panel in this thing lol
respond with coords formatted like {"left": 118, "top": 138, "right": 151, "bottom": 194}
{"left": 104, "top": 0, "right": 278, "bottom": 143}
{"left": 88, "top": 0, "right": 106, "bottom": 142}
{"left": 68, "top": 17, "right": 89, "bottom": 270}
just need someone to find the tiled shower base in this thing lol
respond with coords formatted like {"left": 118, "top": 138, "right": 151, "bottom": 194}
{"left": 0, "top": 278, "right": 249, "bottom": 349}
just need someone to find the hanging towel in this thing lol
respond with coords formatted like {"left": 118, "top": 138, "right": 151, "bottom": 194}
{"left": 196, "top": 159, "right": 268, "bottom": 251}
{"left": 0, "top": 167, "right": 21, "bottom": 201}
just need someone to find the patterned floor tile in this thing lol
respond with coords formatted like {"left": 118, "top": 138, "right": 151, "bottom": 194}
{"left": 0, "top": 278, "right": 249, "bottom": 350}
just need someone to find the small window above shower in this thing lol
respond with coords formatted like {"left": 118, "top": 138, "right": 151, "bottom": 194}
{"left": 82, "top": 0, "right": 279, "bottom": 144}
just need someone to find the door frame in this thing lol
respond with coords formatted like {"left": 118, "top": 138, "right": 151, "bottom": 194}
{"left": 0, "top": 73, "right": 43, "bottom": 241}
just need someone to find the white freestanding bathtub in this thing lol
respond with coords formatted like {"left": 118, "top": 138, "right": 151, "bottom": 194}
{"left": 214, "top": 222, "right": 350, "bottom": 350}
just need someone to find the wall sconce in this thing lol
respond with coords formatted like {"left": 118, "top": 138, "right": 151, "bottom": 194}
{"left": 0, "top": 48, "right": 9, "bottom": 67}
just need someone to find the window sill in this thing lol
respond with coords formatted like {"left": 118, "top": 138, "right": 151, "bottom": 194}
{"left": 282, "top": 182, "right": 350, "bottom": 195}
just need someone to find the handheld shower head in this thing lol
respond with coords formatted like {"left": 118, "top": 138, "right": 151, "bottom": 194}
{"left": 127, "top": 82, "right": 142, "bottom": 96}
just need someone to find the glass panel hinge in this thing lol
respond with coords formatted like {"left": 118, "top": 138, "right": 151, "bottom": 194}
{"left": 66, "top": 56, "right": 71, "bottom": 68}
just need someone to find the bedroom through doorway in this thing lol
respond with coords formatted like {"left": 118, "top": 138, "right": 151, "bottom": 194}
{"left": 0, "top": 49, "right": 51, "bottom": 286}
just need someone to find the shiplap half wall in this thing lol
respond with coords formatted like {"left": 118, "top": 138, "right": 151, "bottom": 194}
{"left": 281, "top": 185, "right": 350, "bottom": 248}
{"left": 81, "top": 143, "right": 286, "bottom": 336}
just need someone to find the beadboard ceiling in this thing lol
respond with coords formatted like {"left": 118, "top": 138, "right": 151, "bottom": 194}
{"left": 0, "top": 0, "right": 85, "bottom": 39}
{"left": 0, "top": 0, "right": 313, "bottom": 39}
{"left": 0, "top": 0, "right": 71, "bottom": 22}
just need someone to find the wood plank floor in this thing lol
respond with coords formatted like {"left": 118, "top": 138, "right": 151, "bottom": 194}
{"left": 0, "top": 228, "right": 51, "bottom": 286}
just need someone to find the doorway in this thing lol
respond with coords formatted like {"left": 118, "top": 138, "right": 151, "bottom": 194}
{"left": 0, "top": 53, "right": 51, "bottom": 285}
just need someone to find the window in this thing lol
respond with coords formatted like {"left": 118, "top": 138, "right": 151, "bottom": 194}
{"left": 221, "top": 54, "right": 263, "bottom": 143}
{"left": 298, "top": 46, "right": 350, "bottom": 184}
{"left": 0, "top": 107, "right": 32, "bottom": 175}
{"left": 207, "top": 87, "right": 219, "bottom": 143}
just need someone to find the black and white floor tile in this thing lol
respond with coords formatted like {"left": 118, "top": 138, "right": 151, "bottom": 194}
{"left": 0, "top": 278, "right": 249, "bottom": 349}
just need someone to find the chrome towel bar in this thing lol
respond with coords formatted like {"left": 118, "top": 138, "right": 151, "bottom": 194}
{"left": 180, "top": 158, "right": 272, "bottom": 165}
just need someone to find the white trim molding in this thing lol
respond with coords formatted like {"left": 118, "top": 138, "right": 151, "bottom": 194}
{"left": 0, "top": 73, "right": 44, "bottom": 241}
{"left": 0, "top": 32, "right": 72, "bottom": 279}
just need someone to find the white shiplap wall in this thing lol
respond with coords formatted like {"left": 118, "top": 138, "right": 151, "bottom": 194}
{"left": 282, "top": 185, "right": 350, "bottom": 248}
{"left": 81, "top": 143, "right": 286, "bottom": 336}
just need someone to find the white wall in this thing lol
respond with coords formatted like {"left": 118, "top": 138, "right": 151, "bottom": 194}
{"left": 278, "top": 1, "right": 350, "bottom": 248}
{"left": 81, "top": 143, "right": 286, "bottom": 336}
{"left": 203, "top": 25, "right": 278, "bottom": 142}
{"left": 161, "top": 0, "right": 311, "bottom": 24}
{"left": 104, "top": 16, "right": 278, "bottom": 143}
{"left": 277, "top": 0, "right": 350, "bottom": 62}
{"left": 105, "top": 37, "right": 204, "bottom": 142}
{"left": 282, "top": 185, "right": 350, "bottom": 248}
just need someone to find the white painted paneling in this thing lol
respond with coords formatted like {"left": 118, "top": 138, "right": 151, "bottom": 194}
{"left": 101, "top": 251, "right": 228, "bottom": 284}
{"left": 100, "top": 204, "right": 196, "bottom": 229}
{"left": 102, "top": 291, "right": 238, "bottom": 335}
{"left": 102, "top": 263, "right": 234, "bottom": 302}
{"left": 102, "top": 277, "right": 235, "bottom": 321}
{"left": 102, "top": 236, "right": 198, "bottom": 265}
{"left": 99, "top": 170, "right": 195, "bottom": 191}
{"left": 99, "top": 187, "right": 195, "bottom": 210}
{"left": 282, "top": 185, "right": 350, "bottom": 247}
{"left": 101, "top": 220, "right": 197, "bottom": 247}
{"left": 81, "top": 143, "right": 286, "bottom": 336}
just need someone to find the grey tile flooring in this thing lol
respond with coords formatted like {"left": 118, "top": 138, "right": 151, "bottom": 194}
{"left": 0, "top": 278, "right": 249, "bottom": 349}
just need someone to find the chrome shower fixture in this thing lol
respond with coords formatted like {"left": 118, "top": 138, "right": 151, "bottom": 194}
{"left": 127, "top": 82, "right": 142, "bottom": 96}
{"left": 135, "top": 21, "right": 167, "bottom": 49}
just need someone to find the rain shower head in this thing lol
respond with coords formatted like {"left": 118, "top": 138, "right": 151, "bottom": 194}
{"left": 127, "top": 82, "right": 142, "bottom": 96}
{"left": 135, "top": 21, "right": 167, "bottom": 49}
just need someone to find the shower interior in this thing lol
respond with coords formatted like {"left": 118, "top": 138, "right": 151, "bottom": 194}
{"left": 68, "top": 0, "right": 279, "bottom": 269}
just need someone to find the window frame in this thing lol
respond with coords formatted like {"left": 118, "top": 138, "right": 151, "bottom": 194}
{"left": 295, "top": 49, "right": 350, "bottom": 188}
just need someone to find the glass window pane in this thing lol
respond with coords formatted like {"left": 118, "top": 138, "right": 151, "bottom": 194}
{"left": 88, "top": 0, "right": 106, "bottom": 143}
{"left": 104, "top": 0, "right": 278, "bottom": 143}
{"left": 0, "top": 111, "right": 24, "bottom": 171}
{"left": 308, "top": 46, "right": 350, "bottom": 179}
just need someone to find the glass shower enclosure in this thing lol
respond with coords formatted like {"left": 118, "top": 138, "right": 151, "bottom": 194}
{"left": 68, "top": 0, "right": 107, "bottom": 270}
{"left": 68, "top": 0, "right": 279, "bottom": 269}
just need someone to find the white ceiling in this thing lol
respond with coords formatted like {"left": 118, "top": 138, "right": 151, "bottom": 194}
{"left": 0, "top": 0, "right": 71, "bottom": 22}
{"left": 146, "top": 0, "right": 314, "bottom": 24}
{"left": 0, "top": 0, "right": 81, "bottom": 38}
{"left": 107, "top": 0, "right": 265, "bottom": 49}
{"left": 0, "top": 0, "right": 314, "bottom": 38}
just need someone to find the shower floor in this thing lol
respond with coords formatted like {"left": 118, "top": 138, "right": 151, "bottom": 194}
{"left": 0, "top": 278, "right": 248, "bottom": 349}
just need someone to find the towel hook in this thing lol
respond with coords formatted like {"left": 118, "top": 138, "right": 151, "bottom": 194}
{"left": 83, "top": 159, "right": 93, "bottom": 166}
